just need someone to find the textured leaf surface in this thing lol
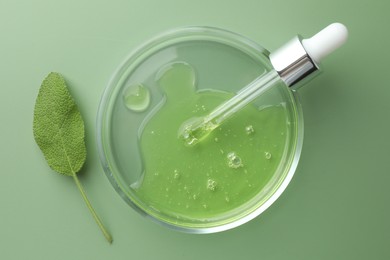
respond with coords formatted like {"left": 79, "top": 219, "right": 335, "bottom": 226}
{"left": 33, "top": 72, "right": 86, "bottom": 176}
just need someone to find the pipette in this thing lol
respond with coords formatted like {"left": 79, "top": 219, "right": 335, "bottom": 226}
{"left": 179, "top": 23, "right": 348, "bottom": 146}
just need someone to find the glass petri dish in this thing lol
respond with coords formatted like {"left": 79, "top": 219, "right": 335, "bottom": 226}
{"left": 97, "top": 27, "right": 303, "bottom": 233}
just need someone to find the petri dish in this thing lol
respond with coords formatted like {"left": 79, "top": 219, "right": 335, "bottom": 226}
{"left": 97, "top": 27, "right": 303, "bottom": 233}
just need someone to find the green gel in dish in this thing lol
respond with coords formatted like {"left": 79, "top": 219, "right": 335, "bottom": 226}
{"left": 134, "top": 62, "right": 289, "bottom": 221}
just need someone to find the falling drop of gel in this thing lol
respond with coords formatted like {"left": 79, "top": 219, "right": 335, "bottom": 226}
{"left": 227, "top": 152, "right": 243, "bottom": 168}
{"left": 265, "top": 152, "right": 272, "bottom": 160}
{"left": 123, "top": 83, "right": 150, "bottom": 112}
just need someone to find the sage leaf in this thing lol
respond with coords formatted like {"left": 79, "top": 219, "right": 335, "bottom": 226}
{"left": 33, "top": 72, "right": 86, "bottom": 176}
{"left": 33, "top": 72, "right": 112, "bottom": 243}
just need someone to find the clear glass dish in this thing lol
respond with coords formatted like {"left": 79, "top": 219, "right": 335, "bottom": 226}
{"left": 97, "top": 26, "right": 303, "bottom": 233}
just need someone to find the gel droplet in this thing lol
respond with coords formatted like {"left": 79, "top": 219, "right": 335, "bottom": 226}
{"left": 207, "top": 179, "right": 217, "bottom": 191}
{"left": 123, "top": 83, "right": 150, "bottom": 112}
{"left": 245, "top": 125, "right": 255, "bottom": 135}
{"left": 265, "top": 151, "right": 272, "bottom": 160}
{"left": 227, "top": 152, "right": 243, "bottom": 168}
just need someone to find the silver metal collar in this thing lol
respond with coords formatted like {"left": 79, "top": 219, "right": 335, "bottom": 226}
{"left": 269, "top": 36, "right": 320, "bottom": 89}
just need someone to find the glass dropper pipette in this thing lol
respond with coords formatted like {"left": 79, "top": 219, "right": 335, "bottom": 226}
{"left": 179, "top": 23, "right": 348, "bottom": 146}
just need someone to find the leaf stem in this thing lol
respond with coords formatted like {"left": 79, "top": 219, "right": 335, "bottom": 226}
{"left": 72, "top": 174, "right": 113, "bottom": 244}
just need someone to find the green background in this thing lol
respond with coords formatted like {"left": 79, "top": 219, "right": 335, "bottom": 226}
{"left": 1, "top": 0, "right": 389, "bottom": 259}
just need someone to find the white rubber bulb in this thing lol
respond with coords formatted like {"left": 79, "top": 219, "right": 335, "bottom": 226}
{"left": 302, "top": 23, "right": 348, "bottom": 64}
